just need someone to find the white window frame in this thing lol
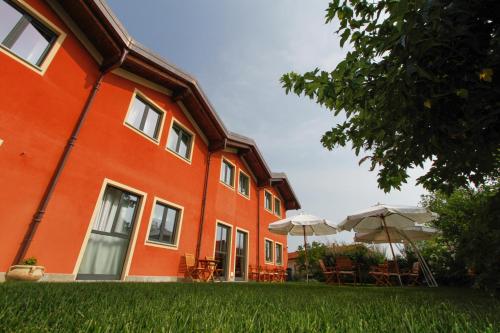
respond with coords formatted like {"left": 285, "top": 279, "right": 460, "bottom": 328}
{"left": 123, "top": 89, "right": 167, "bottom": 145}
{"left": 144, "top": 197, "right": 184, "bottom": 250}
{"left": 274, "top": 196, "right": 282, "bottom": 218}
{"left": 220, "top": 157, "right": 236, "bottom": 189}
{"left": 264, "top": 238, "right": 274, "bottom": 264}
{"left": 166, "top": 117, "right": 196, "bottom": 164}
{"left": 264, "top": 190, "right": 273, "bottom": 213}
{"left": 0, "top": 0, "right": 66, "bottom": 75}
{"left": 275, "top": 242, "right": 283, "bottom": 266}
{"left": 237, "top": 169, "right": 251, "bottom": 199}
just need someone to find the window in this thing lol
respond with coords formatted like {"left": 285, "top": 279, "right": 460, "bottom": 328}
{"left": 125, "top": 95, "right": 163, "bottom": 140}
{"left": 275, "top": 243, "right": 283, "bottom": 265}
{"left": 238, "top": 171, "right": 250, "bottom": 198}
{"left": 167, "top": 122, "right": 193, "bottom": 160}
{"left": 147, "top": 201, "right": 181, "bottom": 246}
{"left": 264, "top": 191, "right": 273, "bottom": 212}
{"left": 220, "top": 159, "right": 235, "bottom": 187}
{"left": 265, "top": 239, "right": 273, "bottom": 263}
{"left": 274, "top": 197, "right": 281, "bottom": 217}
{"left": 0, "top": 0, "right": 57, "bottom": 67}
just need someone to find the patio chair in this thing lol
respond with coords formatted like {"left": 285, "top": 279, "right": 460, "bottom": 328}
{"left": 369, "top": 263, "right": 390, "bottom": 286}
{"left": 401, "top": 261, "right": 421, "bottom": 286}
{"left": 248, "top": 266, "right": 259, "bottom": 281}
{"left": 278, "top": 268, "right": 287, "bottom": 283}
{"left": 318, "top": 259, "right": 335, "bottom": 284}
{"left": 333, "top": 256, "right": 357, "bottom": 285}
{"left": 185, "top": 253, "right": 203, "bottom": 282}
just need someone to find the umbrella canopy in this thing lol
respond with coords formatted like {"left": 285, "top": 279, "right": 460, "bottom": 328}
{"left": 355, "top": 226, "right": 439, "bottom": 244}
{"left": 268, "top": 214, "right": 338, "bottom": 236}
{"left": 268, "top": 213, "right": 338, "bottom": 282}
{"left": 339, "top": 204, "right": 438, "bottom": 232}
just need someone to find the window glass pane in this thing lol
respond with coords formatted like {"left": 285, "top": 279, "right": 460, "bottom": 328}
{"left": 221, "top": 161, "right": 234, "bottom": 186}
{"left": 239, "top": 173, "right": 249, "bottom": 196}
{"left": 161, "top": 207, "right": 179, "bottom": 244}
{"left": 178, "top": 131, "right": 190, "bottom": 158}
{"left": 126, "top": 98, "right": 146, "bottom": 130}
{"left": 274, "top": 198, "right": 281, "bottom": 216}
{"left": 276, "top": 244, "right": 282, "bottom": 264}
{"left": 167, "top": 126, "right": 180, "bottom": 151}
{"left": 114, "top": 193, "right": 138, "bottom": 235}
{"left": 265, "top": 192, "right": 272, "bottom": 210}
{"left": 0, "top": 1, "right": 22, "bottom": 41}
{"left": 143, "top": 108, "right": 160, "bottom": 139}
{"left": 148, "top": 203, "right": 165, "bottom": 242}
{"left": 265, "top": 240, "right": 273, "bottom": 261}
{"left": 10, "top": 21, "right": 51, "bottom": 65}
{"left": 0, "top": 1, "right": 55, "bottom": 66}
{"left": 93, "top": 187, "right": 121, "bottom": 233}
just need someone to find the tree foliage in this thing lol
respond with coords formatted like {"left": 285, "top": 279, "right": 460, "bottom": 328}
{"left": 281, "top": 0, "right": 500, "bottom": 192}
{"left": 420, "top": 181, "right": 500, "bottom": 292}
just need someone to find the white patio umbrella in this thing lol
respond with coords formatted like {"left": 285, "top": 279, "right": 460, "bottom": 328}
{"left": 339, "top": 204, "right": 438, "bottom": 286}
{"left": 269, "top": 213, "right": 338, "bottom": 282}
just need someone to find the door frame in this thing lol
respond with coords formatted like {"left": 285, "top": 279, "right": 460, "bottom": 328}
{"left": 212, "top": 220, "right": 233, "bottom": 281}
{"left": 234, "top": 227, "right": 250, "bottom": 281}
{"left": 73, "top": 178, "right": 147, "bottom": 280}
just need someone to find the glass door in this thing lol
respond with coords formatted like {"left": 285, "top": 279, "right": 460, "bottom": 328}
{"left": 234, "top": 230, "right": 248, "bottom": 281}
{"left": 77, "top": 186, "right": 140, "bottom": 280}
{"left": 215, "top": 223, "right": 231, "bottom": 280}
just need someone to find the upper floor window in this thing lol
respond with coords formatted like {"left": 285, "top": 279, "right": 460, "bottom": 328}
{"left": 275, "top": 243, "right": 283, "bottom": 265}
{"left": 147, "top": 201, "right": 182, "bottom": 247}
{"left": 274, "top": 197, "right": 281, "bottom": 217}
{"left": 220, "top": 158, "right": 235, "bottom": 188}
{"left": 126, "top": 95, "right": 163, "bottom": 141}
{"left": 167, "top": 121, "right": 193, "bottom": 161}
{"left": 0, "top": 0, "right": 57, "bottom": 67}
{"left": 238, "top": 171, "right": 250, "bottom": 198}
{"left": 265, "top": 239, "right": 273, "bottom": 263}
{"left": 264, "top": 191, "right": 273, "bottom": 212}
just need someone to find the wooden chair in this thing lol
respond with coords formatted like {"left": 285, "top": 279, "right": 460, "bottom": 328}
{"left": 278, "top": 268, "right": 287, "bottom": 283}
{"left": 369, "top": 263, "right": 390, "bottom": 286}
{"left": 248, "top": 265, "right": 260, "bottom": 281}
{"left": 401, "top": 261, "right": 420, "bottom": 286}
{"left": 318, "top": 259, "right": 335, "bottom": 284}
{"left": 333, "top": 256, "right": 357, "bottom": 285}
{"left": 185, "top": 253, "right": 203, "bottom": 282}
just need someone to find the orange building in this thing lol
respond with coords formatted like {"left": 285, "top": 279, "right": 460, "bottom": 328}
{"left": 0, "top": 0, "right": 300, "bottom": 282}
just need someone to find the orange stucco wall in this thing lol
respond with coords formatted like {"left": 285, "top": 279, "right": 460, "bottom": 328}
{"left": 0, "top": 0, "right": 289, "bottom": 280}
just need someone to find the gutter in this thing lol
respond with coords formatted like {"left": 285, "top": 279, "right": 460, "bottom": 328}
{"left": 12, "top": 49, "right": 130, "bottom": 265}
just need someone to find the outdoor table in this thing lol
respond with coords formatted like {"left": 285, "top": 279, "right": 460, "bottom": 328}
{"left": 197, "top": 258, "right": 218, "bottom": 282}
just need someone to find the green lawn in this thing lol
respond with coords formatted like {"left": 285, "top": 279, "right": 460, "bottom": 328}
{"left": 0, "top": 283, "right": 498, "bottom": 333}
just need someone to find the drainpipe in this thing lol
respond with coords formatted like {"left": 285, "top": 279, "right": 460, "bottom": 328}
{"left": 257, "top": 187, "right": 261, "bottom": 279}
{"left": 195, "top": 151, "right": 213, "bottom": 259}
{"left": 12, "top": 49, "right": 129, "bottom": 266}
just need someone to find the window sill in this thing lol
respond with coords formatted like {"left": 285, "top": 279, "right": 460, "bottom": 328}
{"left": 124, "top": 122, "right": 161, "bottom": 145}
{"left": 145, "top": 240, "right": 178, "bottom": 250}
{"left": 220, "top": 180, "right": 235, "bottom": 191}
{"left": 166, "top": 147, "right": 192, "bottom": 164}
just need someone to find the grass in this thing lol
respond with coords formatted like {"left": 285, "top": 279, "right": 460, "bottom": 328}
{"left": 0, "top": 283, "right": 498, "bottom": 333}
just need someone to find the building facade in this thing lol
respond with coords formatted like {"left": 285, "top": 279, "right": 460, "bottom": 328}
{"left": 0, "top": 0, "right": 300, "bottom": 282}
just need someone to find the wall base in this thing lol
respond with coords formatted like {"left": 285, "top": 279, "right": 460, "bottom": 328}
{"left": 125, "top": 275, "right": 183, "bottom": 282}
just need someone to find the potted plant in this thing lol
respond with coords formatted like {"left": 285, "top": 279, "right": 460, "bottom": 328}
{"left": 6, "top": 257, "right": 45, "bottom": 281}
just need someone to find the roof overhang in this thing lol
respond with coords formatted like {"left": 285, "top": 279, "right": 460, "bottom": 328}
{"left": 53, "top": 0, "right": 300, "bottom": 210}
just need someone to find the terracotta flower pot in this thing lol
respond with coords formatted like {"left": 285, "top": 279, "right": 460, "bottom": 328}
{"left": 6, "top": 265, "right": 45, "bottom": 281}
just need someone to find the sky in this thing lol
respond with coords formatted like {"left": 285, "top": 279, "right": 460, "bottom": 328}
{"left": 106, "top": 0, "right": 429, "bottom": 252}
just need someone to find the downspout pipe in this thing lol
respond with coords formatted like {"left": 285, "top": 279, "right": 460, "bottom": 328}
{"left": 12, "top": 49, "right": 129, "bottom": 266}
{"left": 256, "top": 187, "right": 261, "bottom": 280}
{"left": 195, "top": 151, "right": 213, "bottom": 259}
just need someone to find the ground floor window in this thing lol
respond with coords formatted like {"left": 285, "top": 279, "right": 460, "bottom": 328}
{"left": 147, "top": 201, "right": 181, "bottom": 246}
{"left": 215, "top": 223, "right": 232, "bottom": 280}
{"left": 265, "top": 239, "right": 273, "bottom": 263}
{"left": 275, "top": 243, "right": 283, "bottom": 265}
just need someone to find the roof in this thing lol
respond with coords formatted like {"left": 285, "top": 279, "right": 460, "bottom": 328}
{"left": 53, "top": 0, "right": 300, "bottom": 210}
{"left": 288, "top": 251, "right": 299, "bottom": 260}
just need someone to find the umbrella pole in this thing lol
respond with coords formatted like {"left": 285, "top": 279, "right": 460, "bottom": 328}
{"left": 405, "top": 236, "right": 438, "bottom": 287}
{"left": 303, "top": 225, "right": 308, "bottom": 283}
{"left": 382, "top": 216, "right": 403, "bottom": 286}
